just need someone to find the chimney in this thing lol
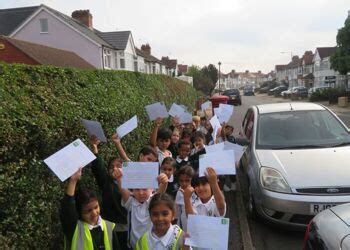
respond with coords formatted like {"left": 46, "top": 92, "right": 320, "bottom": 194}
{"left": 348, "top": 10, "right": 350, "bottom": 17}
{"left": 72, "top": 10, "right": 93, "bottom": 29}
{"left": 245, "top": 70, "right": 249, "bottom": 74}
{"left": 141, "top": 44, "right": 151, "bottom": 55}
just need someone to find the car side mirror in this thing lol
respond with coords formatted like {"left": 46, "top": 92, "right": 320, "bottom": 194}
{"left": 235, "top": 137, "right": 250, "bottom": 146}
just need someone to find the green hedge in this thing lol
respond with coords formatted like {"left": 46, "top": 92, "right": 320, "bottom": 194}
{"left": 0, "top": 63, "right": 199, "bottom": 248}
{"left": 309, "top": 87, "right": 350, "bottom": 103}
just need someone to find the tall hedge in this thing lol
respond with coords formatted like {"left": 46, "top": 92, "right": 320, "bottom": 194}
{"left": 0, "top": 63, "right": 199, "bottom": 248}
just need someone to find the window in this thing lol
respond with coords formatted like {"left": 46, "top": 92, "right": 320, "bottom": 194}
{"left": 104, "top": 49, "right": 111, "bottom": 69}
{"left": 152, "top": 63, "right": 156, "bottom": 74}
{"left": 119, "top": 51, "right": 125, "bottom": 69}
{"left": 39, "top": 18, "right": 48, "bottom": 33}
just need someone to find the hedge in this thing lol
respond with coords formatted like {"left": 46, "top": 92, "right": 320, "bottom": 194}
{"left": 0, "top": 63, "right": 200, "bottom": 249}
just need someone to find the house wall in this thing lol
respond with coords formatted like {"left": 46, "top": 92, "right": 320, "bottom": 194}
{"left": 123, "top": 36, "right": 136, "bottom": 71}
{"left": 313, "top": 52, "right": 339, "bottom": 87}
{"left": 12, "top": 8, "right": 103, "bottom": 68}
{"left": 0, "top": 38, "right": 40, "bottom": 65}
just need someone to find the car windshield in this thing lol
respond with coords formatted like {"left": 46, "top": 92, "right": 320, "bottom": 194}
{"left": 256, "top": 110, "right": 350, "bottom": 149}
{"left": 223, "top": 89, "right": 239, "bottom": 95}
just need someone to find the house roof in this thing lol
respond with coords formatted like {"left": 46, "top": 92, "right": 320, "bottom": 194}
{"left": 135, "top": 48, "right": 162, "bottom": 63}
{"left": 275, "top": 65, "right": 287, "bottom": 71}
{"left": 316, "top": 47, "right": 336, "bottom": 59}
{"left": 3, "top": 36, "right": 95, "bottom": 69}
{"left": 0, "top": 6, "right": 40, "bottom": 35}
{"left": 42, "top": 5, "right": 111, "bottom": 47}
{"left": 96, "top": 31, "right": 131, "bottom": 50}
{"left": 161, "top": 56, "right": 177, "bottom": 69}
{"left": 302, "top": 52, "right": 314, "bottom": 65}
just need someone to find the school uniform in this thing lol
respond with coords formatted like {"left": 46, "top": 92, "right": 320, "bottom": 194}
{"left": 168, "top": 142, "right": 178, "bottom": 158}
{"left": 122, "top": 195, "right": 153, "bottom": 249}
{"left": 90, "top": 155, "right": 129, "bottom": 249}
{"left": 157, "top": 147, "right": 172, "bottom": 165}
{"left": 176, "top": 156, "right": 189, "bottom": 169}
{"left": 135, "top": 224, "right": 184, "bottom": 250}
{"left": 60, "top": 194, "right": 121, "bottom": 250}
{"left": 166, "top": 176, "right": 178, "bottom": 199}
{"left": 175, "top": 190, "right": 197, "bottom": 232}
{"left": 192, "top": 195, "right": 226, "bottom": 217}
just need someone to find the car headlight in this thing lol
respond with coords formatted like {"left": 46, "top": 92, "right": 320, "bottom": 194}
{"left": 260, "top": 167, "right": 291, "bottom": 193}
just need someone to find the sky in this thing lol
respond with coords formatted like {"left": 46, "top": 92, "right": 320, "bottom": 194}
{"left": 1, "top": 0, "right": 349, "bottom": 73}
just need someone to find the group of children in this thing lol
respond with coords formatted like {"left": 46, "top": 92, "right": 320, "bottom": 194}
{"left": 60, "top": 113, "right": 237, "bottom": 250}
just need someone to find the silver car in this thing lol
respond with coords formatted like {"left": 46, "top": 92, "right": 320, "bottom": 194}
{"left": 239, "top": 102, "right": 350, "bottom": 228}
{"left": 303, "top": 203, "right": 350, "bottom": 249}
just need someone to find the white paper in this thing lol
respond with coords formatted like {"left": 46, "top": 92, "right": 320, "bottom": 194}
{"left": 81, "top": 119, "right": 107, "bottom": 142}
{"left": 214, "top": 107, "right": 220, "bottom": 118}
{"left": 145, "top": 102, "right": 169, "bottom": 121}
{"left": 44, "top": 139, "right": 96, "bottom": 182}
{"left": 210, "top": 115, "right": 221, "bottom": 141}
{"left": 121, "top": 162, "right": 159, "bottom": 189}
{"left": 186, "top": 215, "right": 230, "bottom": 250}
{"left": 168, "top": 103, "right": 186, "bottom": 118}
{"left": 116, "top": 115, "right": 138, "bottom": 139}
{"left": 205, "top": 141, "right": 245, "bottom": 163}
{"left": 224, "top": 141, "right": 245, "bottom": 162}
{"left": 201, "top": 101, "right": 211, "bottom": 111}
{"left": 199, "top": 150, "right": 236, "bottom": 177}
{"left": 205, "top": 142, "right": 225, "bottom": 154}
{"left": 218, "top": 104, "right": 234, "bottom": 124}
{"left": 180, "top": 112, "right": 193, "bottom": 124}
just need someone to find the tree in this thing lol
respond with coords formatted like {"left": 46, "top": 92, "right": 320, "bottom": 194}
{"left": 331, "top": 14, "right": 350, "bottom": 87}
{"left": 187, "top": 65, "right": 217, "bottom": 95}
{"left": 201, "top": 64, "right": 218, "bottom": 85}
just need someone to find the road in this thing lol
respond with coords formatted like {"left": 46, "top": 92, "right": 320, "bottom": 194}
{"left": 228, "top": 93, "right": 350, "bottom": 250}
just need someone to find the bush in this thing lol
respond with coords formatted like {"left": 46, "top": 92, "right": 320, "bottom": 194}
{"left": 309, "top": 87, "right": 348, "bottom": 103}
{"left": 0, "top": 63, "right": 200, "bottom": 248}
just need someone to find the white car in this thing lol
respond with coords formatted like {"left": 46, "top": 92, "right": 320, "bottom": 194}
{"left": 240, "top": 102, "right": 350, "bottom": 228}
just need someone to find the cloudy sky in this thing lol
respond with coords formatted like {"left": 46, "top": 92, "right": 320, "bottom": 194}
{"left": 1, "top": 0, "right": 349, "bottom": 73}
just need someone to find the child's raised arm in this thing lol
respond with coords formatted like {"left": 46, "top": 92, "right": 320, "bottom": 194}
{"left": 112, "top": 134, "right": 131, "bottom": 162}
{"left": 206, "top": 167, "right": 226, "bottom": 216}
{"left": 182, "top": 186, "right": 196, "bottom": 215}
{"left": 112, "top": 167, "right": 131, "bottom": 203}
{"left": 90, "top": 135, "right": 101, "bottom": 154}
{"left": 66, "top": 168, "right": 82, "bottom": 196}
{"left": 156, "top": 173, "right": 168, "bottom": 194}
{"left": 150, "top": 117, "right": 163, "bottom": 148}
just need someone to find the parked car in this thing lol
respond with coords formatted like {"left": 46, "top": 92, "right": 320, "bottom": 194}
{"left": 239, "top": 102, "right": 350, "bottom": 228}
{"left": 243, "top": 86, "right": 255, "bottom": 96}
{"left": 308, "top": 86, "right": 330, "bottom": 98}
{"left": 268, "top": 87, "right": 279, "bottom": 96}
{"left": 274, "top": 86, "right": 288, "bottom": 97}
{"left": 222, "top": 88, "right": 242, "bottom": 105}
{"left": 291, "top": 86, "right": 308, "bottom": 98}
{"left": 281, "top": 86, "right": 299, "bottom": 98}
{"left": 303, "top": 203, "right": 350, "bottom": 250}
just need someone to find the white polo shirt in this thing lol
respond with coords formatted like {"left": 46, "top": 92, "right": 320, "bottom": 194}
{"left": 147, "top": 224, "right": 183, "bottom": 250}
{"left": 156, "top": 147, "right": 172, "bottom": 165}
{"left": 192, "top": 196, "right": 226, "bottom": 217}
{"left": 122, "top": 195, "right": 153, "bottom": 248}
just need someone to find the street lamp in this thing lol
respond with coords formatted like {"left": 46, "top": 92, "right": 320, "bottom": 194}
{"left": 218, "top": 61, "right": 221, "bottom": 93}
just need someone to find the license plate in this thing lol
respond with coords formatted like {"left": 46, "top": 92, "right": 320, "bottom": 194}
{"left": 310, "top": 204, "right": 337, "bottom": 214}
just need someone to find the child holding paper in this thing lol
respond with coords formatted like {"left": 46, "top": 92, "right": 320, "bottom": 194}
{"left": 112, "top": 134, "right": 158, "bottom": 162}
{"left": 113, "top": 167, "right": 169, "bottom": 249}
{"left": 175, "top": 165, "right": 196, "bottom": 232}
{"left": 135, "top": 193, "right": 189, "bottom": 250}
{"left": 90, "top": 135, "right": 129, "bottom": 249}
{"left": 191, "top": 131, "right": 206, "bottom": 155}
{"left": 150, "top": 118, "right": 172, "bottom": 165}
{"left": 176, "top": 140, "right": 192, "bottom": 169}
{"left": 182, "top": 168, "right": 226, "bottom": 217}
{"left": 60, "top": 168, "right": 121, "bottom": 250}
{"left": 161, "top": 157, "right": 178, "bottom": 199}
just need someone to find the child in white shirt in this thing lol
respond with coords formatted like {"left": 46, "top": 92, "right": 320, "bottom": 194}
{"left": 113, "top": 168, "right": 168, "bottom": 248}
{"left": 182, "top": 168, "right": 226, "bottom": 217}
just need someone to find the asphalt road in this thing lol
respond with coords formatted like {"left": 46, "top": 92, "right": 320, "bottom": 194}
{"left": 229, "top": 93, "right": 350, "bottom": 250}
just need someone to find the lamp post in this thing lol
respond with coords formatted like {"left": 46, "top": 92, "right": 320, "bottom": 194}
{"left": 218, "top": 61, "right": 222, "bottom": 93}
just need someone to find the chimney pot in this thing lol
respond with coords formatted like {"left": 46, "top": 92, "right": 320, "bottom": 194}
{"left": 72, "top": 10, "right": 93, "bottom": 29}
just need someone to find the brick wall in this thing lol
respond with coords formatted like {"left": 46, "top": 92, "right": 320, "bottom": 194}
{"left": 0, "top": 38, "right": 40, "bottom": 65}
